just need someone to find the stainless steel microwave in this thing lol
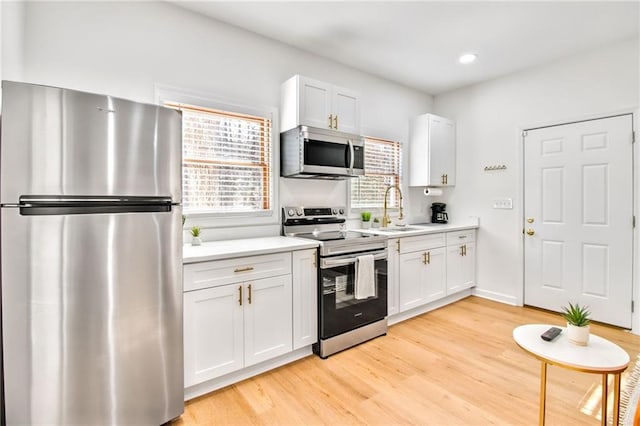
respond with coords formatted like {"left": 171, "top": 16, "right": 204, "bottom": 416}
{"left": 280, "top": 125, "right": 365, "bottom": 179}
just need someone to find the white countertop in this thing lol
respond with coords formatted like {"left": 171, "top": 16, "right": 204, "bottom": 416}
{"left": 354, "top": 219, "right": 479, "bottom": 237}
{"left": 183, "top": 236, "right": 319, "bottom": 264}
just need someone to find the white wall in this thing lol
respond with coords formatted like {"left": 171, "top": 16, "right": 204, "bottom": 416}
{"left": 1, "top": 1, "right": 26, "bottom": 88}
{"left": 14, "top": 1, "right": 431, "bottom": 239}
{"left": 433, "top": 38, "right": 639, "bottom": 316}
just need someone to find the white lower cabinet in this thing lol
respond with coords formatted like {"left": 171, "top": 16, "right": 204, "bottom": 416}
{"left": 398, "top": 239, "right": 446, "bottom": 313}
{"left": 184, "top": 275, "right": 292, "bottom": 387}
{"left": 393, "top": 229, "right": 476, "bottom": 317}
{"left": 387, "top": 238, "right": 400, "bottom": 316}
{"left": 292, "top": 249, "right": 317, "bottom": 350}
{"left": 184, "top": 283, "right": 244, "bottom": 386}
{"left": 183, "top": 249, "right": 316, "bottom": 392}
{"left": 446, "top": 241, "right": 476, "bottom": 294}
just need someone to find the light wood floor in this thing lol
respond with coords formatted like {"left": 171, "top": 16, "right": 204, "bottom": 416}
{"left": 176, "top": 296, "right": 640, "bottom": 425}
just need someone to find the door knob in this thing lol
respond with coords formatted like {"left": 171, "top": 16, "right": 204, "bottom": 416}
{"left": 526, "top": 229, "right": 535, "bottom": 236}
{"left": 526, "top": 217, "right": 534, "bottom": 223}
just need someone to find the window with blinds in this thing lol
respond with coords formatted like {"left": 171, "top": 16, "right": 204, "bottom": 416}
{"left": 165, "top": 102, "right": 272, "bottom": 214}
{"left": 350, "top": 136, "right": 402, "bottom": 209}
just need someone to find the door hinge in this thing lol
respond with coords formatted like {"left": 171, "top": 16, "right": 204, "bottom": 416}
{"left": 634, "top": 216, "right": 636, "bottom": 228}
{"left": 632, "top": 300, "right": 635, "bottom": 313}
{"left": 522, "top": 130, "right": 528, "bottom": 138}
{"left": 633, "top": 131, "right": 636, "bottom": 144}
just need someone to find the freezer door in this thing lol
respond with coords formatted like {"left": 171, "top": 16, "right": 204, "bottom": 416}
{"left": 1, "top": 207, "right": 184, "bottom": 425}
{"left": 0, "top": 81, "right": 182, "bottom": 204}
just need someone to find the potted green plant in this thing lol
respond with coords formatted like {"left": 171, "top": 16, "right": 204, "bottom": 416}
{"left": 361, "top": 211, "right": 372, "bottom": 229}
{"left": 191, "top": 225, "right": 202, "bottom": 246}
{"left": 372, "top": 217, "right": 381, "bottom": 228}
{"left": 561, "top": 302, "right": 591, "bottom": 346}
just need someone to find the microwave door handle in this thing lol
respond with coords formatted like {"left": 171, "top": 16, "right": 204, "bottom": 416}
{"left": 347, "top": 139, "right": 354, "bottom": 174}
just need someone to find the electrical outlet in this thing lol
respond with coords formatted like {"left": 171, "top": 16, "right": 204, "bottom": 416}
{"left": 493, "top": 198, "right": 513, "bottom": 209}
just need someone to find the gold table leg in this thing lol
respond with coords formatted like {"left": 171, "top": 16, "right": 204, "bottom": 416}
{"left": 613, "top": 373, "right": 621, "bottom": 426}
{"left": 539, "top": 361, "right": 547, "bottom": 426}
{"left": 601, "top": 374, "right": 608, "bottom": 426}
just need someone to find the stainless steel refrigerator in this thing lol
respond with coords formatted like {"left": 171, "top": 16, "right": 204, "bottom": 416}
{"left": 0, "top": 81, "right": 184, "bottom": 425}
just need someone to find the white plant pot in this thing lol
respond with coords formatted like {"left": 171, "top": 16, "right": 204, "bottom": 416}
{"left": 362, "top": 221, "right": 371, "bottom": 229}
{"left": 566, "top": 323, "right": 590, "bottom": 346}
{"left": 191, "top": 236, "right": 202, "bottom": 246}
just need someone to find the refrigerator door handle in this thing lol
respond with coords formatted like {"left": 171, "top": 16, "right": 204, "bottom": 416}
{"left": 18, "top": 195, "right": 174, "bottom": 216}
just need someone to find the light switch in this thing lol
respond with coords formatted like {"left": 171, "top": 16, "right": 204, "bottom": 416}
{"left": 493, "top": 198, "right": 513, "bottom": 209}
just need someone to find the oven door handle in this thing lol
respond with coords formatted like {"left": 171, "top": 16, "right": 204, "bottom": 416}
{"left": 320, "top": 251, "right": 387, "bottom": 269}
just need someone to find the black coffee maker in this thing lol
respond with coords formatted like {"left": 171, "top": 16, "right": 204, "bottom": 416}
{"left": 430, "top": 202, "right": 448, "bottom": 224}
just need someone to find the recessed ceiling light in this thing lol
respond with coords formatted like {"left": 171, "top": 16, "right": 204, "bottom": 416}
{"left": 459, "top": 53, "right": 478, "bottom": 64}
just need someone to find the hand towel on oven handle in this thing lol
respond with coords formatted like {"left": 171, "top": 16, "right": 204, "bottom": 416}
{"left": 355, "top": 254, "right": 376, "bottom": 299}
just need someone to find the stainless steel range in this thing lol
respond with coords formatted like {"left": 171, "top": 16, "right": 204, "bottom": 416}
{"left": 283, "top": 206, "right": 388, "bottom": 358}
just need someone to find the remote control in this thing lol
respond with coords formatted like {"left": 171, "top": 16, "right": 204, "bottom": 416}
{"left": 541, "top": 327, "right": 562, "bottom": 341}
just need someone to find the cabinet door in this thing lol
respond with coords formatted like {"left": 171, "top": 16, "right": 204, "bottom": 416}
{"left": 292, "top": 250, "right": 317, "bottom": 350}
{"left": 428, "top": 115, "right": 456, "bottom": 186}
{"left": 387, "top": 238, "right": 400, "bottom": 316}
{"left": 299, "top": 77, "right": 333, "bottom": 130}
{"left": 184, "top": 285, "right": 243, "bottom": 387}
{"left": 244, "top": 275, "right": 293, "bottom": 367}
{"left": 332, "top": 85, "right": 360, "bottom": 134}
{"left": 461, "top": 242, "right": 476, "bottom": 289}
{"left": 446, "top": 243, "right": 475, "bottom": 294}
{"left": 423, "top": 247, "right": 447, "bottom": 303}
{"left": 399, "top": 251, "right": 427, "bottom": 312}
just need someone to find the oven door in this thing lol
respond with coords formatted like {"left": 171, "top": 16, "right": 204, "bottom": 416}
{"left": 319, "top": 250, "right": 387, "bottom": 339}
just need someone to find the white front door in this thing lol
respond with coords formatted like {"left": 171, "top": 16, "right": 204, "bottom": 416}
{"left": 523, "top": 114, "right": 634, "bottom": 328}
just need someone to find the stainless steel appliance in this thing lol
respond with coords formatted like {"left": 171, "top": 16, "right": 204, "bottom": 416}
{"left": 282, "top": 206, "right": 388, "bottom": 358}
{"left": 0, "top": 81, "right": 184, "bottom": 425}
{"left": 431, "top": 202, "right": 448, "bottom": 223}
{"left": 280, "top": 125, "right": 365, "bottom": 179}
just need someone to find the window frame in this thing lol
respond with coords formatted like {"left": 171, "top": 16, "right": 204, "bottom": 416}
{"left": 348, "top": 133, "right": 404, "bottom": 218}
{"left": 155, "top": 85, "right": 279, "bottom": 228}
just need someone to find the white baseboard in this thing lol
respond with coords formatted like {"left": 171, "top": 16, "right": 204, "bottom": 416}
{"left": 184, "top": 346, "right": 313, "bottom": 401}
{"left": 472, "top": 288, "right": 519, "bottom": 306}
{"left": 388, "top": 289, "right": 472, "bottom": 325}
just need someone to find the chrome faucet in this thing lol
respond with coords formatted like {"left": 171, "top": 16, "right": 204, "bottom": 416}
{"left": 382, "top": 185, "right": 404, "bottom": 228}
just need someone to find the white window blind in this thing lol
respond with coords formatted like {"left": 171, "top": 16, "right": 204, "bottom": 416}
{"left": 165, "top": 102, "right": 272, "bottom": 214}
{"left": 351, "top": 136, "right": 402, "bottom": 209}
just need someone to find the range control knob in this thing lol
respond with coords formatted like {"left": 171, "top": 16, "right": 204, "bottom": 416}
{"left": 339, "top": 208, "right": 345, "bottom": 215}
{"left": 296, "top": 209, "right": 303, "bottom": 216}
{"left": 287, "top": 209, "right": 295, "bottom": 217}
{"left": 332, "top": 208, "right": 338, "bottom": 215}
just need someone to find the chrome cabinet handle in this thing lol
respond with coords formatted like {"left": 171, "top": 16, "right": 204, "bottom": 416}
{"left": 333, "top": 115, "right": 338, "bottom": 129}
{"left": 328, "top": 114, "right": 334, "bottom": 128}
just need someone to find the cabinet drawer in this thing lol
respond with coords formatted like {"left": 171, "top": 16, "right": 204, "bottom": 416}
{"left": 399, "top": 233, "right": 445, "bottom": 254}
{"left": 446, "top": 230, "right": 476, "bottom": 245}
{"left": 184, "top": 252, "right": 292, "bottom": 292}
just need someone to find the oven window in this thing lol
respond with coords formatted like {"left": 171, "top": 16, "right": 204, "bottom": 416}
{"left": 322, "top": 265, "right": 379, "bottom": 309}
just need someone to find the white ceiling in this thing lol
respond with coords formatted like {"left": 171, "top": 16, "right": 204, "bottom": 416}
{"left": 171, "top": 1, "right": 639, "bottom": 95}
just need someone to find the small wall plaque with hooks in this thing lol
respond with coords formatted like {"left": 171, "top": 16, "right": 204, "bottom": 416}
{"left": 484, "top": 164, "right": 507, "bottom": 172}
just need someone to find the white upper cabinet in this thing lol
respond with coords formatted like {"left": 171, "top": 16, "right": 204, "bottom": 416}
{"left": 281, "top": 75, "right": 360, "bottom": 134}
{"left": 409, "top": 113, "right": 456, "bottom": 187}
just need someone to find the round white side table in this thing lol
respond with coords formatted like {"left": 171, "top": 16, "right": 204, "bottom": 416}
{"left": 513, "top": 324, "right": 629, "bottom": 426}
